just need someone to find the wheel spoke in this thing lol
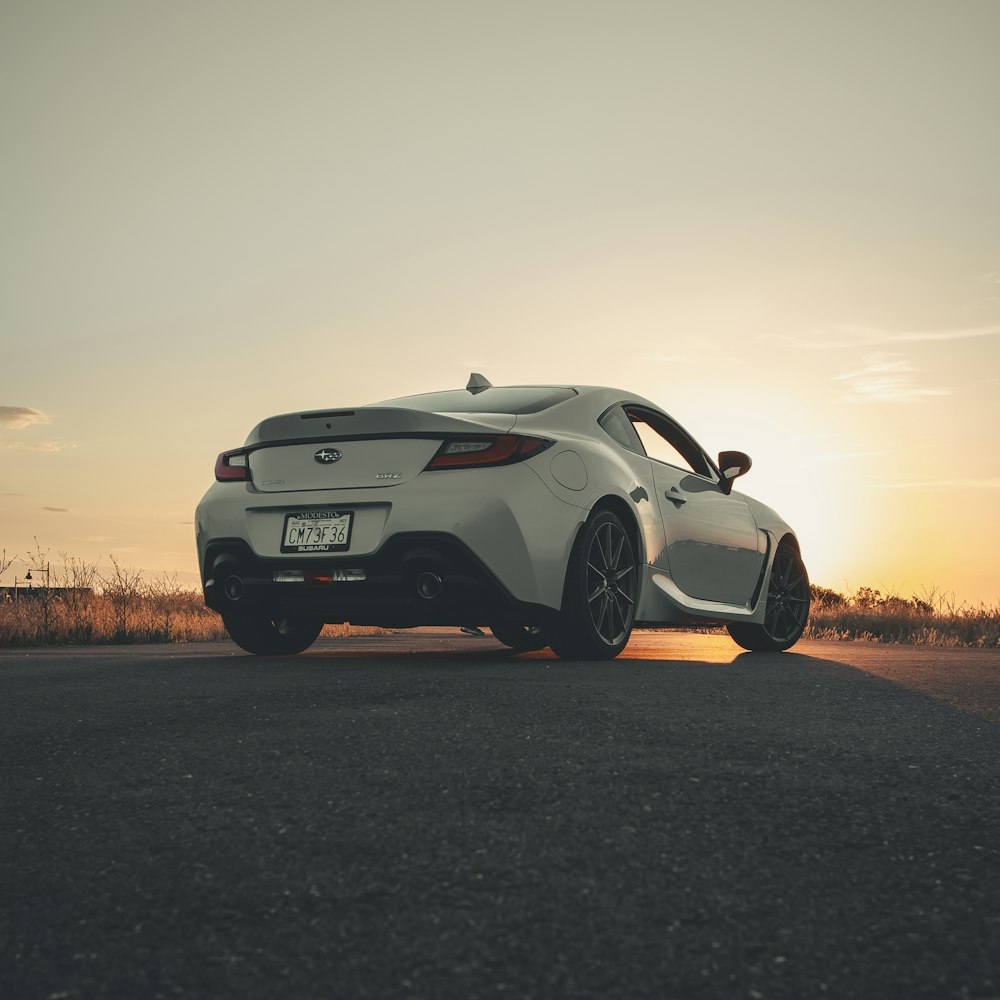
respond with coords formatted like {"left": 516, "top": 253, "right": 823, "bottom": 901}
{"left": 607, "top": 598, "right": 619, "bottom": 641}
{"left": 612, "top": 601, "right": 628, "bottom": 642}
{"left": 592, "top": 533, "right": 604, "bottom": 571}
{"left": 588, "top": 583, "right": 605, "bottom": 604}
{"left": 768, "top": 608, "right": 782, "bottom": 639}
{"left": 781, "top": 605, "right": 797, "bottom": 638}
{"left": 782, "top": 607, "right": 798, "bottom": 636}
{"left": 609, "top": 529, "right": 625, "bottom": 570}
{"left": 600, "top": 525, "right": 613, "bottom": 569}
{"left": 596, "top": 593, "right": 611, "bottom": 638}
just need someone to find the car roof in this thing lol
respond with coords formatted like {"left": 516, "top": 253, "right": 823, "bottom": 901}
{"left": 378, "top": 382, "right": 660, "bottom": 408}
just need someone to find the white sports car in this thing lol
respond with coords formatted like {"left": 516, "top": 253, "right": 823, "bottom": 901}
{"left": 195, "top": 375, "right": 810, "bottom": 659}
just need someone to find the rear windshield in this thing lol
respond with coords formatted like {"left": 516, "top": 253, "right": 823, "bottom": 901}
{"left": 381, "top": 386, "right": 578, "bottom": 415}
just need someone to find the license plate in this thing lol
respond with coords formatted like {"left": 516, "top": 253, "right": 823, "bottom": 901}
{"left": 280, "top": 510, "right": 353, "bottom": 553}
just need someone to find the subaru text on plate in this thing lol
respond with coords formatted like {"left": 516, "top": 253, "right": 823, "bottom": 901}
{"left": 195, "top": 375, "right": 810, "bottom": 658}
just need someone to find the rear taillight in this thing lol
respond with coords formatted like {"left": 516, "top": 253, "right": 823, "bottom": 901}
{"left": 425, "top": 435, "right": 552, "bottom": 470}
{"left": 215, "top": 449, "right": 250, "bottom": 482}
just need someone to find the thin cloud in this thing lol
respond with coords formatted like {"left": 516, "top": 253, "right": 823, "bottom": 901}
{"left": 885, "top": 324, "right": 1000, "bottom": 343}
{"left": 805, "top": 449, "right": 892, "bottom": 463}
{"left": 642, "top": 354, "right": 697, "bottom": 365}
{"left": 770, "top": 323, "right": 1000, "bottom": 351}
{"left": 0, "top": 406, "right": 50, "bottom": 429}
{"left": 41, "top": 506, "right": 70, "bottom": 513}
{"left": 867, "top": 478, "right": 1000, "bottom": 490}
{"left": 1, "top": 441, "right": 76, "bottom": 452}
{"left": 832, "top": 353, "right": 951, "bottom": 403}
{"left": 834, "top": 356, "right": 914, "bottom": 381}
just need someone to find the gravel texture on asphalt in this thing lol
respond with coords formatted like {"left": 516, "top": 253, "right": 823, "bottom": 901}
{"left": 2, "top": 631, "right": 999, "bottom": 1000}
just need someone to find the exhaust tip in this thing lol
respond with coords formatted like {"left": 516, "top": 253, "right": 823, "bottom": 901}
{"left": 223, "top": 574, "right": 245, "bottom": 602}
{"left": 415, "top": 571, "right": 443, "bottom": 600}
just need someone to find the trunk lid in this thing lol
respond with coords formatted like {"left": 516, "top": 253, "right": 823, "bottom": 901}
{"left": 246, "top": 406, "right": 516, "bottom": 493}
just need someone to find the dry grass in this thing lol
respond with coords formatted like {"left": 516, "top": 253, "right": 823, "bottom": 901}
{"left": 0, "top": 549, "right": 385, "bottom": 648}
{"left": 804, "top": 585, "right": 1000, "bottom": 648}
{"left": 1, "top": 587, "right": 226, "bottom": 646}
{"left": 0, "top": 587, "right": 385, "bottom": 648}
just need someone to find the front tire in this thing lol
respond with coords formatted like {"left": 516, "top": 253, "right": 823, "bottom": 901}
{"left": 222, "top": 609, "right": 323, "bottom": 656}
{"left": 550, "top": 509, "right": 638, "bottom": 660}
{"left": 727, "top": 545, "right": 810, "bottom": 652}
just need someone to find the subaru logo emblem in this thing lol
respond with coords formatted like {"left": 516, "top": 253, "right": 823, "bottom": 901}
{"left": 314, "top": 448, "right": 342, "bottom": 465}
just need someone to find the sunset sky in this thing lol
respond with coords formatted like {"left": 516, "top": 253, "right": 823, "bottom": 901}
{"left": 2, "top": 1, "right": 998, "bottom": 604}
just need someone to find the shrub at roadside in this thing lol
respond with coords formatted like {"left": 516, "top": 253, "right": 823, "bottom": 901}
{"left": 804, "top": 585, "right": 1000, "bottom": 648}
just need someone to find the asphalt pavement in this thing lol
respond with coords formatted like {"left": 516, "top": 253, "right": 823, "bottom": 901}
{"left": 2, "top": 630, "right": 999, "bottom": 1000}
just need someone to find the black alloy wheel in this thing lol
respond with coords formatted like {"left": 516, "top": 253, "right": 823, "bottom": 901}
{"left": 550, "top": 509, "right": 638, "bottom": 660}
{"left": 727, "top": 544, "right": 810, "bottom": 652}
{"left": 222, "top": 609, "right": 324, "bottom": 656}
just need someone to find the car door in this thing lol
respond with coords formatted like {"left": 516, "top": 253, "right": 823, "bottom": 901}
{"left": 595, "top": 405, "right": 667, "bottom": 569}
{"left": 626, "top": 406, "right": 764, "bottom": 606}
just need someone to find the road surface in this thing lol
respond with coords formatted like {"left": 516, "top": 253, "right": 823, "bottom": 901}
{"left": 2, "top": 630, "right": 999, "bottom": 999}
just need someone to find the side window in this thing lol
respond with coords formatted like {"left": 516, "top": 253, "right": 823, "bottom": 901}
{"left": 626, "top": 409, "right": 714, "bottom": 479}
{"left": 599, "top": 407, "right": 645, "bottom": 455}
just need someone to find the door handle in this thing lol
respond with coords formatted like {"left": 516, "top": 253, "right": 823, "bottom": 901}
{"left": 664, "top": 488, "right": 687, "bottom": 505}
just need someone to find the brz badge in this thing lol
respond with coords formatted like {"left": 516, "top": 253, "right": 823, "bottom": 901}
{"left": 314, "top": 448, "right": 342, "bottom": 464}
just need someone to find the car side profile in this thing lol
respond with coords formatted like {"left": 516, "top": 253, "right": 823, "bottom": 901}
{"left": 195, "top": 375, "right": 810, "bottom": 658}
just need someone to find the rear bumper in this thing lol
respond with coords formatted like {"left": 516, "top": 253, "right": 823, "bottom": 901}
{"left": 195, "top": 464, "right": 587, "bottom": 624}
{"left": 201, "top": 533, "right": 559, "bottom": 628}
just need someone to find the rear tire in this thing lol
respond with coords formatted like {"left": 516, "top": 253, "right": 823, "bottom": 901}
{"left": 549, "top": 509, "right": 638, "bottom": 660}
{"left": 222, "top": 609, "right": 323, "bottom": 656}
{"left": 727, "top": 545, "right": 810, "bottom": 652}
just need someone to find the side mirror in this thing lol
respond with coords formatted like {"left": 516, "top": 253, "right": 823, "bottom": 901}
{"left": 718, "top": 450, "right": 752, "bottom": 495}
